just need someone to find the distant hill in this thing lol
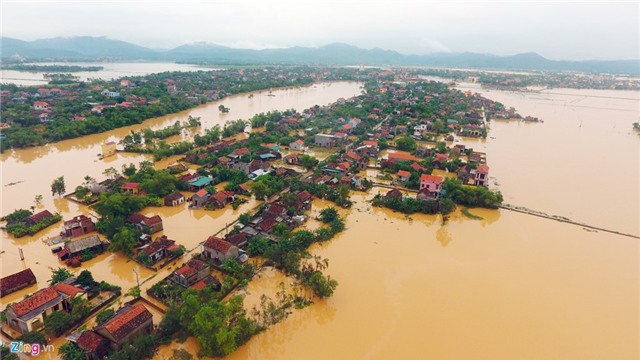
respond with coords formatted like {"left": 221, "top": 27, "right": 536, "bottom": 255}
{"left": 2, "top": 36, "right": 638, "bottom": 75}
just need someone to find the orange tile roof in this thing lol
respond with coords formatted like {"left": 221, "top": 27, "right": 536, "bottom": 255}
{"left": 420, "top": 174, "right": 443, "bottom": 184}
{"left": 101, "top": 304, "right": 152, "bottom": 342}
{"left": 10, "top": 287, "right": 60, "bottom": 317}
{"left": 53, "top": 283, "right": 83, "bottom": 298}
{"left": 397, "top": 170, "right": 410, "bottom": 178}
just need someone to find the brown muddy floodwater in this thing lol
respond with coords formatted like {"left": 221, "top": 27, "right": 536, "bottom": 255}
{"left": 2, "top": 82, "right": 639, "bottom": 359}
{"left": 0, "top": 81, "right": 363, "bottom": 309}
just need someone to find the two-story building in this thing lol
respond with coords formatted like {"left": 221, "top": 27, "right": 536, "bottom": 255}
{"left": 419, "top": 174, "right": 444, "bottom": 198}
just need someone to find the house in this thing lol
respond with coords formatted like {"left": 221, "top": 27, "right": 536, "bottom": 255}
{"left": 187, "top": 176, "right": 213, "bottom": 191}
{"left": 60, "top": 234, "right": 107, "bottom": 260}
{"left": 202, "top": 236, "right": 239, "bottom": 263}
{"left": 297, "top": 190, "right": 313, "bottom": 210}
{"left": 343, "top": 151, "right": 368, "bottom": 170}
{"left": 26, "top": 210, "right": 54, "bottom": 226}
{"left": 164, "top": 192, "right": 185, "bottom": 206}
{"left": 432, "top": 153, "right": 449, "bottom": 169}
{"left": 138, "top": 236, "right": 175, "bottom": 264}
{"left": 76, "top": 330, "right": 110, "bottom": 360}
{"left": 314, "top": 134, "right": 338, "bottom": 147}
{"left": 397, "top": 170, "right": 411, "bottom": 183}
{"left": 384, "top": 189, "right": 403, "bottom": 201}
{"left": 419, "top": 174, "right": 443, "bottom": 197}
{"left": 170, "top": 259, "right": 211, "bottom": 287}
{"left": 410, "top": 162, "right": 428, "bottom": 173}
{"left": 229, "top": 147, "right": 250, "bottom": 159}
{"left": 208, "top": 191, "right": 235, "bottom": 209}
{"left": 33, "top": 101, "right": 49, "bottom": 110}
{"left": 0, "top": 268, "right": 37, "bottom": 297}
{"left": 236, "top": 182, "right": 251, "bottom": 195}
{"left": 5, "top": 284, "right": 84, "bottom": 333}
{"left": 127, "top": 214, "right": 163, "bottom": 234}
{"left": 472, "top": 164, "right": 490, "bottom": 187}
{"left": 283, "top": 153, "right": 302, "bottom": 165}
{"left": 63, "top": 215, "right": 96, "bottom": 238}
{"left": 289, "top": 139, "right": 306, "bottom": 151}
{"left": 225, "top": 233, "right": 248, "bottom": 248}
{"left": 94, "top": 304, "right": 153, "bottom": 350}
{"left": 417, "top": 188, "right": 439, "bottom": 202}
{"left": 101, "top": 90, "right": 120, "bottom": 98}
{"left": 257, "top": 218, "right": 277, "bottom": 233}
{"left": 120, "top": 182, "right": 140, "bottom": 195}
{"left": 120, "top": 79, "right": 133, "bottom": 88}
{"left": 190, "top": 189, "right": 210, "bottom": 208}
{"left": 468, "top": 151, "right": 486, "bottom": 164}
{"left": 166, "top": 163, "right": 187, "bottom": 173}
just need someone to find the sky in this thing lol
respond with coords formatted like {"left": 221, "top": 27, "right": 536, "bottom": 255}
{"left": 1, "top": 0, "right": 639, "bottom": 60}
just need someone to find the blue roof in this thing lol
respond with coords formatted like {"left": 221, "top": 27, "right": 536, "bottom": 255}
{"left": 188, "top": 176, "right": 213, "bottom": 187}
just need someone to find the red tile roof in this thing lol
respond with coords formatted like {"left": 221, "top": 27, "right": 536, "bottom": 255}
{"left": 29, "top": 210, "right": 53, "bottom": 224}
{"left": 10, "top": 287, "right": 60, "bottom": 317}
{"left": 76, "top": 330, "right": 108, "bottom": 352}
{"left": 191, "top": 281, "right": 207, "bottom": 291}
{"left": 0, "top": 268, "right": 36, "bottom": 296}
{"left": 145, "top": 215, "right": 162, "bottom": 225}
{"left": 234, "top": 147, "right": 250, "bottom": 156}
{"left": 194, "top": 189, "right": 208, "bottom": 198}
{"left": 388, "top": 152, "right": 418, "bottom": 161}
{"left": 476, "top": 164, "right": 490, "bottom": 173}
{"left": 258, "top": 218, "right": 277, "bottom": 232}
{"left": 204, "top": 236, "right": 234, "bottom": 253}
{"left": 397, "top": 170, "right": 410, "bottom": 178}
{"left": 53, "top": 283, "right": 83, "bottom": 298}
{"left": 420, "top": 174, "right": 443, "bottom": 184}
{"left": 101, "top": 304, "right": 152, "bottom": 342}
{"left": 297, "top": 190, "right": 312, "bottom": 202}
{"left": 121, "top": 182, "right": 140, "bottom": 190}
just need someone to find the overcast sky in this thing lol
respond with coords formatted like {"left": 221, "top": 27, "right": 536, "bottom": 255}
{"left": 2, "top": 0, "right": 639, "bottom": 60}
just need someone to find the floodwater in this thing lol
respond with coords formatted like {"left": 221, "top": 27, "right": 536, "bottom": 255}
{"left": 1, "top": 62, "right": 214, "bottom": 86}
{"left": 0, "top": 81, "right": 363, "bottom": 310}
{"left": 2, "top": 80, "right": 639, "bottom": 359}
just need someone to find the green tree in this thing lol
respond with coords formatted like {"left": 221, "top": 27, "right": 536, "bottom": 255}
{"left": 59, "top": 342, "right": 86, "bottom": 360}
{"left": 34, "top": 194, "right": 43, "bottom": 206}
{"left": 74, "top": 186, "right": 90, "bottom": 200}
{"left": 76, "top": 270, "right": 95, "bottom": 287}
{"left": 44, "top": 311, "right": 73, "bottom": 336}
{"left": 299, "top": 155, "right": 319, "bottom": 170}
{"left": 17, "top": 331, "right": 47, "bottom": 345}
{"left": 109, "top": 227, "right": 138, "bottom": 255}
{"left": 250, "top": 181, "right": 268, "bottom": 200}
{"left": 438, "top": 198, "right": 456, "bottom": 215}
{"left": 50, "top": 267, "right": 73, "bottom": 285}
{"left": 51, "top": 176, "right": 66, "bottom": 197}
{"left": 395, "top": 136, "right": 417, "bottom": 151}
{"left": 306, "top": 272, "right": 338, "bottom": 298}
{"left": 238, "top": 212, "right": 251, "bottom": 225}
{"left": 377, "top": 137, "right": 388, "bottom": 150}
{"left": 319, "top": 207, "right": 339, "bottom": 223}
{"left": 96, "top": 308, "right": 115, "bottom": 325}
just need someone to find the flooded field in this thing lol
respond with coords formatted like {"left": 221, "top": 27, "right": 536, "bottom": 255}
{"left": 1, "top": 62, "right": 214, "bottom": 86}
{"left": 1, "top": 79, "right": 638, "bottom": 359}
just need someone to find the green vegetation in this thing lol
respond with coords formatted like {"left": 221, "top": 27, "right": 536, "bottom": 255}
{"left": 96, "top": 308, "right": 116, "bottom": 325}
{"left": 395, "top": 136, "right": 417, "bottom": 151}
{"left": 17, "top": 331, "right": 46, "bottom": 346}
{"left": 51, "top": 176, "right": 66, "bottom": 197}
{"left": 0, "top": 344, "right": 19, "bottom": 360}
{"left": 59, "top": 342, "right": 86, "bottom": 360}
{"left": 442, "top": 178, "right": 503, "bottom": 209}
{"left": 50, "top": 267, "right": 74, "bottom": 285}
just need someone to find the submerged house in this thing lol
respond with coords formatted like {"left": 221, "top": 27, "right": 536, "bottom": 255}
{"left": 63, "top": 215, "right": 96, "bottom": 238}
{"left": 59, "top": 235, "right": 107, "bottom": 260}
{"left": 202, "top": 236, "right": 239, "bottom": 263}
{"left": 0, "top": 268, "right": 37, "bottom": 297}
{"left": 94, "top": 304, "right": 153, "bottom": 350}
{"left": 170, "top": 259, "right": 214, "bottom": 288}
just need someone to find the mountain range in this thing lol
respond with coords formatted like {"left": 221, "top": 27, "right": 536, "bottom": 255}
{"left": 2, "top": 36, "right": 639, "bottom": 75}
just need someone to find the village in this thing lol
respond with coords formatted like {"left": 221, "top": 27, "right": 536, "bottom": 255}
{"left": 1, "top": 67, "right": 514, "bottom": 359}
